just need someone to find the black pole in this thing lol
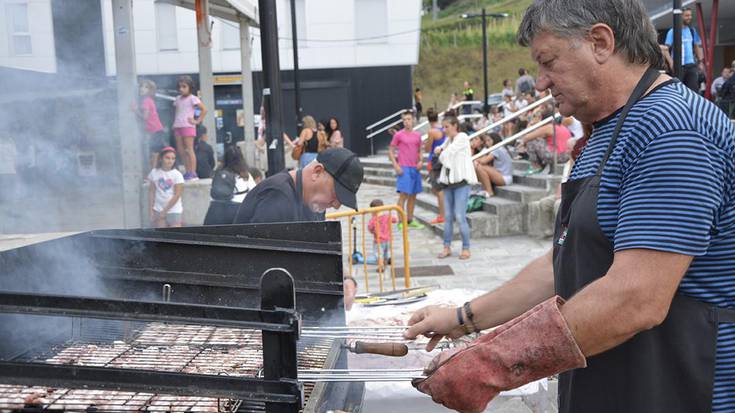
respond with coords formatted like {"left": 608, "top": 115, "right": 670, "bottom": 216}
{"left": 673, "top": 0, "right": 682, "bottom": 79}
{"left": 482, "top": 8, "right": 489, "bottom": 113}
{"left": 259, "top": 0, "right": 285, "bottom": 175}
{"left": 290, "top": 0, "right": 302, "bottom": 133}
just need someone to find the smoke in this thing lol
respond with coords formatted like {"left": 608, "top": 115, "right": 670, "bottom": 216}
{"left": 0, "top": 80, "right": 129, "bottom": 234}
{"left": 0, "top": 232, "right": 158, "bottom": 360}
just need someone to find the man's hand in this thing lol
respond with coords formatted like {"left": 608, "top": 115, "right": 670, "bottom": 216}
{"left": 394, "top": 165, "right": 404, "bottom": 176}
{"left": 404, "top": 305, "right": 466, "bottom": 351}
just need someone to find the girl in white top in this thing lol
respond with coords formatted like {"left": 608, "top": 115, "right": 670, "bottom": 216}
{"left": 147, "top": 147, "right": 185, "bottom": 228}
{"left": 435, "top": 115, "right": 477, "bottom": 260}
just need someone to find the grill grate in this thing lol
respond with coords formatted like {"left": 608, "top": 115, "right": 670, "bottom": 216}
{"left": 0, "top": 323, "right": 333, "bottom": 412}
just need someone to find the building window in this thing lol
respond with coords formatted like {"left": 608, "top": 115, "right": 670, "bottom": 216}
{"left": 155, "top": 3, "right": 178, "bottom": 51}
{"left": 355, "top": 0, "right": 387, "bottom": 45}
{"left": 5, "top": 2, "right": 32, "bottom": 55}
{"left": 221, "top": 19, "right": 239, "bottom": 50}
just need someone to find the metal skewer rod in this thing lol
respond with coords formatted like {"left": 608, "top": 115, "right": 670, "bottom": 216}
{"left": 298, "top": 376, "right": 425, "bottom": 382}
{"left": 302, "top": 326, "right": 408, "bottom": 331}
{"left": 303, "top": 333, "right": 408, "bottom": 338}
{"left": 298, "top": 368, "right": 425, "bottom": 374}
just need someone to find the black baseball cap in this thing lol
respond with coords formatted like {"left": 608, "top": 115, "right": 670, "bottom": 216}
{"left": 317, "top": 148, "right": 364, "bottom": 210}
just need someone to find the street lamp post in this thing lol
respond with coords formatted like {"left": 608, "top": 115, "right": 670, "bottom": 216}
{"left": 460, "top": 10, "right": 509, "bottom": 112}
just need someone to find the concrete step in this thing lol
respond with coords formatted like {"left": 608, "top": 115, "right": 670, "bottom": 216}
{"left": 363, "top": 175, "right": 432, "bottom": 194}
{"left": 363, "top": 166, "right": 429, "bottom": 180}
{"left": 415, "top": 192, "right": 525, "bottom": 236}
{"left": 362, "top": 156, "right": 563, "bottom": 185}
{"left": 495, "top": 184, "right": 549, "bottom": 204}
{"left": 512, "top": 173, "right": 558, "bottom": 190}
{"left": 412, "top": 204, "right": 501, "bottom": 240}
{"left": 512, "top": 159, "right": 565, "bottom": 175}
{"left": 363, "top": 172, "right": 549, "bottom": 205}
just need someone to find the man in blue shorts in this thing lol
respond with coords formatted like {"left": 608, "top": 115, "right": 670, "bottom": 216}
{"left": 403, "top": 1, "right": 735, "bottom": 412}
{"left": 389, "top": 110, "right": 424, "bottom": 229}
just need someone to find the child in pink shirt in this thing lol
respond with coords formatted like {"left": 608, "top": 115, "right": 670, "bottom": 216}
{"left": 367, "top": 199, "right": 397, "bottom": 272}
{"left": 134, "top": 79, "right": 167, "bottom": 169}
{"left": 173, "top": 75, "right": 207, "bottom": 180}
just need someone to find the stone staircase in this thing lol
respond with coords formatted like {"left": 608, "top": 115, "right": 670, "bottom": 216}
{"left": 360, "top": 154, "right": 564, "bottom": 238}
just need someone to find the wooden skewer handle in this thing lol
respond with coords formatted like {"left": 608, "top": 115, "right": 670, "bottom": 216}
{"left": 352, "top": 341, "right": 409, "bottom": 357}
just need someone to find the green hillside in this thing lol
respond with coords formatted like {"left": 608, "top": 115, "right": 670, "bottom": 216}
{"left": 415, "top": 0, "right": 536, "bottom": 111}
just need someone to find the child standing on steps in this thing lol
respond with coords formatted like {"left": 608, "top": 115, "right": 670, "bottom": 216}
{"left": 366, "top": 199, "right": 397, "bottom": 272}
{"left": 173, "top": 75, "right": 207, "bottom": 180}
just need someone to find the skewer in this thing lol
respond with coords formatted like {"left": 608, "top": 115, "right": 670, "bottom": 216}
{"left": 299, "top": 368, "right": 425, "bottom": 373}
{"left": 298, "top": 375, "right": 425, "bottom": 382}
{"left": 302, "top": 334, "right": 409, "bottom": 340}
{"left": 302, "top": 326, "right": 408, "bottom": 331}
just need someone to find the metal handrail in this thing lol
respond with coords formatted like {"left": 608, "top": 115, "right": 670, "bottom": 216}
{"left": 418, "top": 95, "right": 553, "bottom": 143}
{"left": 326, "top": 205, "right": 411, "bottom": 293}
{"left": 366, "top": 118, "right": 404, "bottom": 139}
{"left": 413, "top": 100, "right": 483, "bottom": 131}
{"left": 471, "top": 116, "right": 554, "bottom": 161}
{"left": 419, "top": 114, "right": 483, "bottom": 141}
{"left": 468, "top": 94, "right": 553, "bottom": 140}
{"left": 366, "top": 108, "right": 407, "bottom": 131}
{"left": 366, "top": 100, "right": 486, "bottom": 140}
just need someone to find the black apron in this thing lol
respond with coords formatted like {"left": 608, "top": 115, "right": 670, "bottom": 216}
{"left": 553, "top": 67, "right": 735, "bottom": 413}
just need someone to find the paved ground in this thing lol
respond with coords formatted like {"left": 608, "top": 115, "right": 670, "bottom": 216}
{"left": 332, "top": 183, "right": 557, "bottom": 413}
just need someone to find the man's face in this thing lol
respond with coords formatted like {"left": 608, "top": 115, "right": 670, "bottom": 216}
{"left": 683, "top": 10, "right": 693, "bottom": 25}
{"left": 531, "top": 32, "right": 596, "bottom": 121}
{"left": 402, "top": 114, "right": 414, "bottom": 130}
{"left": 724, "top": 68, "right": 732, "bottom": 79}
{"left": 305, "top": 165, "right": 341, "bottom": 213}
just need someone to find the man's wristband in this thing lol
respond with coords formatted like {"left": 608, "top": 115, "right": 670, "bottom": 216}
{"left": 457, "top": 306, "right": 475, "bottom": 334}
{"left": 456, "top": 306, "right": 465, "bottom": 327}
{"left": 463, "top": 301, "right": 476, "bottom": 330}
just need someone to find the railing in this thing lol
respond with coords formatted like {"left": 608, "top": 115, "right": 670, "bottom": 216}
{"left": 365, "top": 101, "right": 484, "bottom": 154}
{"left": 471, "top": 115, "right": 554, "bottom": 160}
{"left": 366, "top": 108, "right": 406, "bottom": 131}
{"left": 420, "top": 113, "right": 483, "bottom": 141}
{"left": 326, "top": 205, "right": 411, "bottom": 293}
{"left": 413, "top": 100, "right": 483, "bottom": 131}
{"left": 468, "top": 94, "right": 553, "bottom": 140}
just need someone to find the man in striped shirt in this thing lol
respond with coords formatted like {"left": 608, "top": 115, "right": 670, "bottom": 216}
{"left": 404, "top": 1, "right": 735, "bottom": 412}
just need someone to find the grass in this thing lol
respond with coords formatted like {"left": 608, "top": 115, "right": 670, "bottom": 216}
{"left": 414, "top": 0, "right": 536, "bottom": 111}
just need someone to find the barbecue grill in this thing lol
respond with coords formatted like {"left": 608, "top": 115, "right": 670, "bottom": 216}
{"left": 0, "top": 222, "right": 366, "bottom": 413}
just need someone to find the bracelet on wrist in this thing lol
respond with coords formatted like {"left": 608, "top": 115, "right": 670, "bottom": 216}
{"left": 456, "top": 306, "right": 465, "bottom": 327}
{"left": 457, "top": 306, "right": 474, "bottom": 334}
{"left": 463, "top": 301, "right": 475, "bottom": 323}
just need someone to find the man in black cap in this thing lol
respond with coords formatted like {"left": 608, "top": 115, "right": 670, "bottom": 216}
{"left": 233, "top": 148, "right": 363, "bottom": 224}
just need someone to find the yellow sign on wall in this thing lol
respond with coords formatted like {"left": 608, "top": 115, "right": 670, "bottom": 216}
{"left": 214, "top": 75, "right": 243, "bottom": 85}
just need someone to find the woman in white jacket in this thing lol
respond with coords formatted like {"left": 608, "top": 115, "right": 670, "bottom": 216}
{"left": 435, "top": 115, "right": 478, "bottom": 259}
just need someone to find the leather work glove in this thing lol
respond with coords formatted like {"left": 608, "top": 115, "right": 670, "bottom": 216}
{"left": 412, "top": 296, "right": 586, "bottom": 413}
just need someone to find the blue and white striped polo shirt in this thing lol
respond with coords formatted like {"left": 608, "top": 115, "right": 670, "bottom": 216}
{"left": 570, "top": 80, "right": 735, "bottom": 411}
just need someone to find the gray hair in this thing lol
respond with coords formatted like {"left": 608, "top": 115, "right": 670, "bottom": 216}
{"left": 518, "top": 0, "right": 664, "bottom": 69}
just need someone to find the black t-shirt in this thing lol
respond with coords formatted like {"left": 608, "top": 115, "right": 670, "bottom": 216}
{"left": 195, "top": 140, "right": 215, "bottom": 179}
{"left": 232, "top": 171, "right": 324, "bottom": 224}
